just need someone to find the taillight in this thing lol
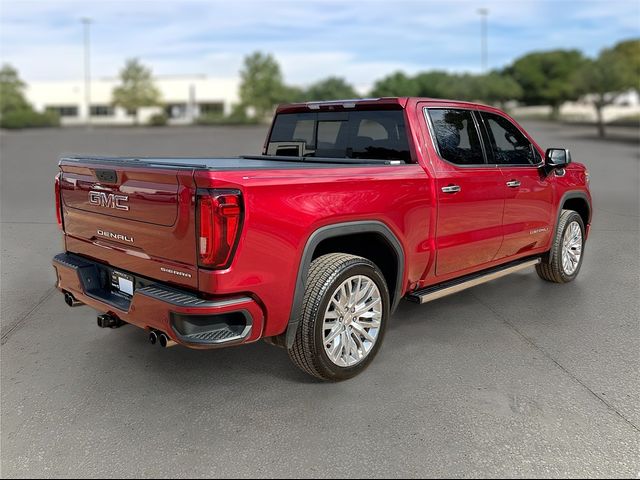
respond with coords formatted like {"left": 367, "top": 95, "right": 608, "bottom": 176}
{"left": 54, "top": 173, "right": 63, "bottom": 229}
{"left": 197, "top": 190, "right": 243, "bottom": 268}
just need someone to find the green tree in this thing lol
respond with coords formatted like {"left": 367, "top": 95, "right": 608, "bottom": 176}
{"left": 112, "top": 58, "right": 161, "bottom": 125}
{"left": 0, "top": 64, "right": 30, "bottom": 117}
{"left": 280, "top": 85, "right": 307, "bottom": 104}
{"left": 370, "top": 71, "right": 419, "bottom": 97}
{"left": 608, "top": 38, "right": 640, "bottom": 91}
{"left": 369, "top": 70, "right": 522, "bottom": 106}
{"left": 474, "top": 72, "right": 523, "bottom": 107}
{"left": 446, "top": 73, "right": 481, "bottom": 101}
{"left": 238, "top": 52, "right": 286, "bottom": 120}
{"left": 508, "top": 49, "right": 586, "bottom": 119}
{"left": 577, "top": 41, "right": 638, "bottom": 137}
{"left": 414, "top": 71, "right": 459, "bottom": 99}
{"left": 303, "top": 77, "right": 358, "bottom": 101}
{"left": 0, "top": 64, "right": 59, "bottom": 129}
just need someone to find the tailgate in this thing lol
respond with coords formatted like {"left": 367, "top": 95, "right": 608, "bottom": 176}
{"left": 59, "top": 160, "right": 198, "bottom": 289}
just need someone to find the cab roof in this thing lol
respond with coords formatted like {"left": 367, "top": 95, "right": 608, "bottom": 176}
{"left": 276, "top": 97, "right": 487, "bottom": 114}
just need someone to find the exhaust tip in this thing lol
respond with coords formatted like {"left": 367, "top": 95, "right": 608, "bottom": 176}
{"left": 149, "top": 331, "right": 158, "bottom": 345}
{"left": 64, "top": 292, "right": 82, "bottom": 307}
{"left": 158, "top": 333, "right": 177, "bottom": 348}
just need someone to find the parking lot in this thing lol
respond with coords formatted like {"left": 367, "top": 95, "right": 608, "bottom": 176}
{"left": 1, "top": 122, "right": 638, "bottom": 478}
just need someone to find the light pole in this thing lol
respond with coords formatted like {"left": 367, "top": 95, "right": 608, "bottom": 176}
{"left": 81, "top": 17, "right": 92, "bottom": 127}
{"left": 478, "top": 8, "right": 489, "bottom": 73}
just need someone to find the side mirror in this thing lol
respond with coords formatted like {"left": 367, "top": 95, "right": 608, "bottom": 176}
{"left": 545, "top": 148, "right": 571, "bottom": 168}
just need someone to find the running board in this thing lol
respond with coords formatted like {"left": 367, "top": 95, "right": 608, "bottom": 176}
{"left": 406, "top": 257, "right": 541, "bottom": 304}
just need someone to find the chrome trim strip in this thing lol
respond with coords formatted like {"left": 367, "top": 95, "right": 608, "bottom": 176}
{"left": 414, "top": 258, "right": 541, "bottom": 304}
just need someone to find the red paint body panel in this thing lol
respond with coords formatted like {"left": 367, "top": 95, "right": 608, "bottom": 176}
{"left": 193, "top": 164, "right": 432, "bottom": 336}
{"left": 59, "top": 164, "right": 199, "bottom": 289}
{"left": 408, "top": 98, "right": 591, "bottom": 287}
{"left": 53, "top": 97, "right": 592, "bottom": 348}
{"left": 497, "top": 165, "right": 554, "bottom": 259}
{"left": 432, "top": 165, "right": 505, "bottom": 276}
{"left": 61, "top": 165, "right": 181, "bottom": 226}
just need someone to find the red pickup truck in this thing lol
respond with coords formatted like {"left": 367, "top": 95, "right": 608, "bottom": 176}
{"left": 53, "top": 97, "right": 592, "bottom": 381}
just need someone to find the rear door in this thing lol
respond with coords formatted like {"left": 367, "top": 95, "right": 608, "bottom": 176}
{"left": 59, "top": 160, "right": 198, "bottom": 289}
{"left": 424, "top": 107, "right": 505, "bottom": 277}
{"left": 477, "top": 111, "right": 554, "bottom": 259}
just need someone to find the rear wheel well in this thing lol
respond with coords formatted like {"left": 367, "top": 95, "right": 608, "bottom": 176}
{"left": 312, "top": 232, "right": 399, "bottom": 305}
{"left": 562, "top": 197, "right": 590, "bottom": 226}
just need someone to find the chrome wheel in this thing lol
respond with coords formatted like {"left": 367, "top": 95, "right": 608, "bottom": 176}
{"left": 562, "top": 221, "right": 583, "bottom": 275}
{"left": 322, "top": 275, "right": 382, "bottom": 368}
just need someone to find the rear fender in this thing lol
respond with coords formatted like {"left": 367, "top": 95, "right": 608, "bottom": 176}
{"left": 285, "top": 221, "right": 405, "bottom": 348}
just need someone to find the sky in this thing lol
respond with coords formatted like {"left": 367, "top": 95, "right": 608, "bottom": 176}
{"left": 1, "top": 0, "right": 638, "bottom": 91}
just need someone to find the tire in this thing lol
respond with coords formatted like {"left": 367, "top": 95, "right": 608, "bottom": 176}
{"left": 536, "top": 210, "right": 586, "bottom": 283}
{"left": 287, "top": 253, "right": 390, "bottom": 381}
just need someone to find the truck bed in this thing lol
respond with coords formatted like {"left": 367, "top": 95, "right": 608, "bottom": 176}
{"left": 61, "top": 155, "right": 405, "bottom": 171}
{"left": 57, "top": 153, "right": 414, "bottom": 294}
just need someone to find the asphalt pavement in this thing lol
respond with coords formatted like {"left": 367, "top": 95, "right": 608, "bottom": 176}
{"left": 1, "top": 122, "right": 638, "bottom": 478}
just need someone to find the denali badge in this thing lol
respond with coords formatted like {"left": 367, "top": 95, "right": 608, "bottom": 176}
{"left": 97, "top": 229, "right": 134, "bottom": 243}
{"left": 530, "top": 227, "right": 549, "bottom": 235}
{"left": 89, "top": 191, "right": 129, "bottom": 211}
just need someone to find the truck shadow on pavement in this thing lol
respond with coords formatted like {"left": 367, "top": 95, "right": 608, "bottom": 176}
{"left": 87, "top": 297, "right": 455, "bottom": 388}
{"left": 82, "top": 298, "right": 449, "bottom": 388}
{"left": 82, "top": 271, "right": 582, "bottom": 389}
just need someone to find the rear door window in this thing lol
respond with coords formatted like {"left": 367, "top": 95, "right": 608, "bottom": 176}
{"left": 267, "top": 110, "right": 411, "bottom": 161}
{"left": 427, "top": 109, "right": 485, "bottom": 165}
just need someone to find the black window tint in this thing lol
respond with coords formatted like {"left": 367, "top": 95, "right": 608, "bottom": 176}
{"left": 348, "top": 111, "right": 410, "bottom": 160}
{"left": 46, "top": 105, "right": 78, "bottom": 117}
{"left": 428, "top": 109, "right": 485, "bottom": 165}
{"left": 270, "top": 113, "right": 315, "bottom": 146}
{"left": 481, "top": 112, "right": 535, "bottom": 165}
{"left": 316, "top": 120, "right": 348, "bottom": 157}
{"left": 267, "top": 110, "right": 411, "bottom": 161}
{"left": 90, "top": 105, "right": 114, "bottom": 117}
{"left": 357, "top": 119, "right": 388, "bottom": 140}
{"left": 292, "top": 119, "right": 315, "bottom": 145}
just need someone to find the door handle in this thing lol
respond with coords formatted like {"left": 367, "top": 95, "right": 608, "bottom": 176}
{"left": 441, "top": 185, "right": 461, "bottom": 193}
{"left": 506, "top": 180, "right": 521, "bottom": 188}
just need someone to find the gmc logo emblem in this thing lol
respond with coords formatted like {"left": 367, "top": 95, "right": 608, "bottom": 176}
{"left": 89, "top": 191, "right": 129, "bottom": 211}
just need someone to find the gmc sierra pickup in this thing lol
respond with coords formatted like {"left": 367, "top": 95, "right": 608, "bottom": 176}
{"left": 53, "top": 97, "right": 592, "bottom": 381}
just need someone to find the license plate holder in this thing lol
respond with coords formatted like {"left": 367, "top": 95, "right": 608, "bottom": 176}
{"left": 111, "top": 270, "right": 134, "bottom": 297}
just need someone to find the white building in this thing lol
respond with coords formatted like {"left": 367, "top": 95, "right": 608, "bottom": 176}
{"left": 25, "top": 75, "right": 240, "bottom": 126}
{"left": 510, "top": 89, "right": 640, "bottom": 123}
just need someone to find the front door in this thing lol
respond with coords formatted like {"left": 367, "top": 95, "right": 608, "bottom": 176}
{"left": 477, "top": 111, "right": 554, "bottom": 259}
{"left": 425, "top": 108, "right": 505, "bottom": 277}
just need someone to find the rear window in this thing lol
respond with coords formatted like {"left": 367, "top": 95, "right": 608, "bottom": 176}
{"left": 267, "top": 110, "right": 411, "bottom": 161}
{"left": 427, "top": 109, "right": 485, "bottom": 165}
